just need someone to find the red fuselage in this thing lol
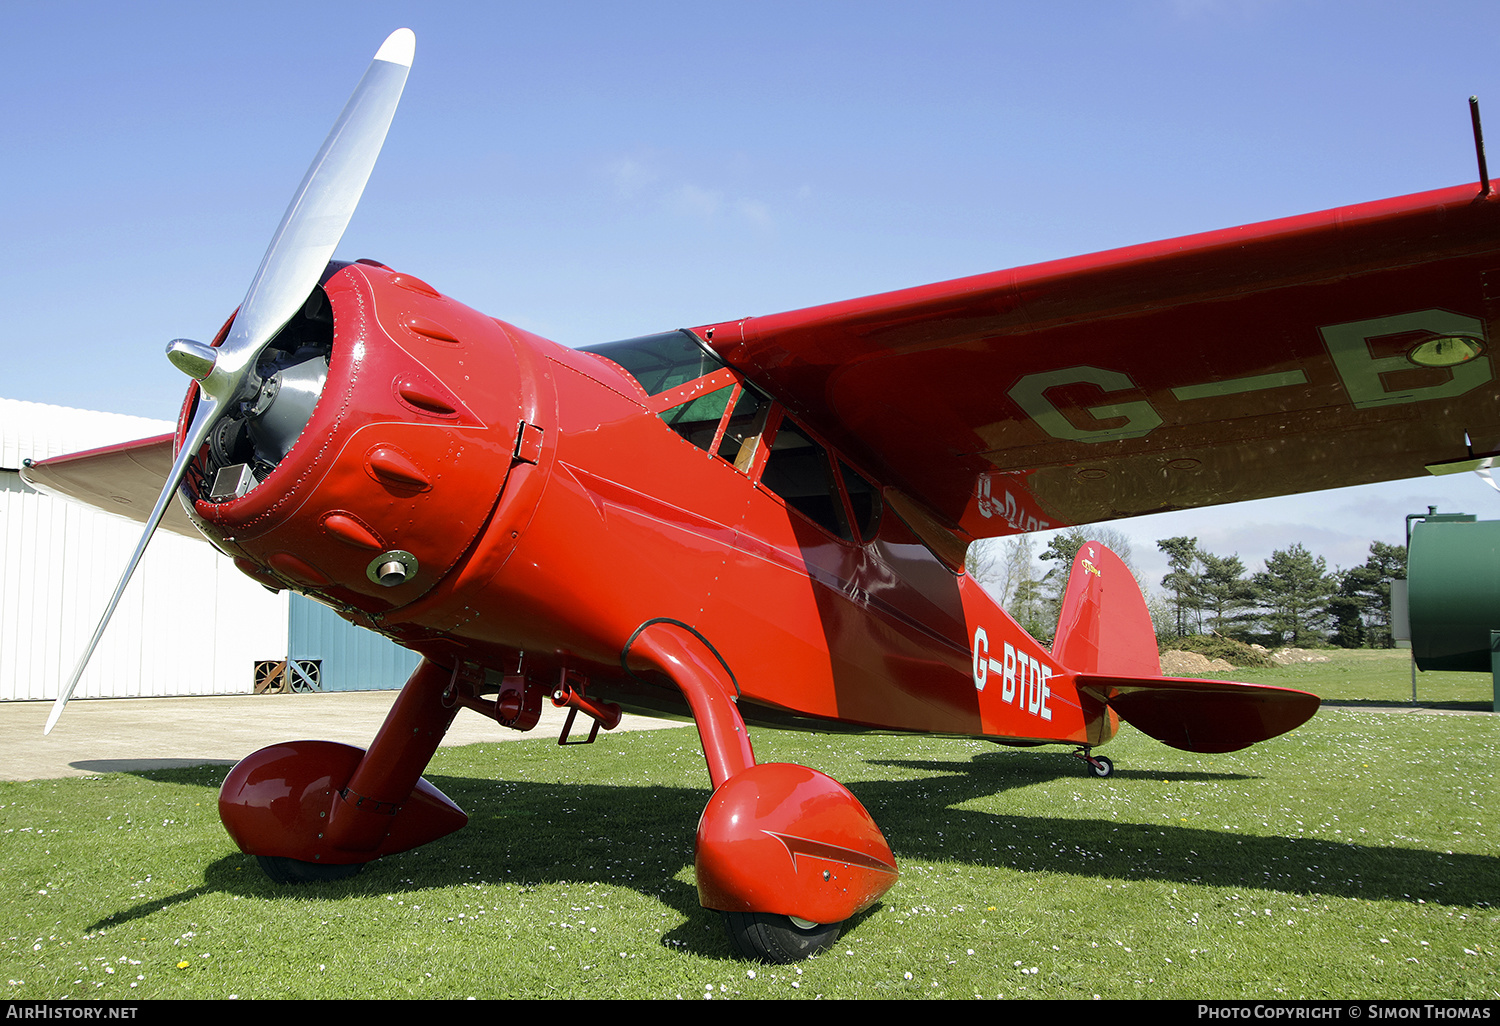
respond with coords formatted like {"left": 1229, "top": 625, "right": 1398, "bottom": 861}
{"left": 183, "top": 261, "right": 1114, "bottom": 749}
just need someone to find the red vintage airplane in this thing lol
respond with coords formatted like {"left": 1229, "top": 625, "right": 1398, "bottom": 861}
{"left": 24, "top": 29, "right": 1498, "bottom": 962}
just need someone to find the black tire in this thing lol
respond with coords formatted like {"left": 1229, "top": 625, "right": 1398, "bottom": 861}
{"left": 255, "top": 855, "right": 366, "bottom": 884}
{"left": 722, "top": 911, "right": 841, "bottom": 963}
{"left": 1088, "top": 756, "right": 1115, "bottom": 778}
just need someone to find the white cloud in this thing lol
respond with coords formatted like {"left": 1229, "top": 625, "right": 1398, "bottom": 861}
{"left": 670, "top": 183, "right": 723, "bottom": 220}
{"left": 607, "top": 157, "right": 660, "bottom": 198}
{"left": 602, "top": 153, "right": 774, "bottom": 230}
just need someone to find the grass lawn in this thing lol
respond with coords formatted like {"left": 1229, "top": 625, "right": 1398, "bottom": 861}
{"left": 2, "top": 649, "right": 1495, "bottom": 999}
{"left": 1181, "top": 645, "right": 1496, "bottom": 709}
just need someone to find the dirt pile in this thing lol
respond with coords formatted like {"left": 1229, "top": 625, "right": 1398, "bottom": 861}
{"left": 1159, "top": 650, "right": 1235, "bottom": 676}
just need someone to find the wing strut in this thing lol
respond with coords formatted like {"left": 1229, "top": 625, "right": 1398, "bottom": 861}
{"left": 1471, "top": 95, "right": 1490, "bottom": 196}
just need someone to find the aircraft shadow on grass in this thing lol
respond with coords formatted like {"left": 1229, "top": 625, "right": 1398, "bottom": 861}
{"left": 88, "top": 753, "right": 1496, "bottom": 949}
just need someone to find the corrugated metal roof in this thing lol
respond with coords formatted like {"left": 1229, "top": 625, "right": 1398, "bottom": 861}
{"left": 0, "top": 397, "right": 173, "bottom": 471}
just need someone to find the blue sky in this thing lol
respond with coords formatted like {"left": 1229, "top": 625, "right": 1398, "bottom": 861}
{"left": 5, "top": 0, "right": 1499, "bottom": 589}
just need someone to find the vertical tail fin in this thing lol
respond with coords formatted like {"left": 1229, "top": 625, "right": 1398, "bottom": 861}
{"left": 1051, "top": 541, "right": 1160, "bottom": 677}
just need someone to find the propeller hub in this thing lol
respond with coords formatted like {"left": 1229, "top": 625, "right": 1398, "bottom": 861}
{"left": 166, "top": 339, "right": 217, "bottom": 381}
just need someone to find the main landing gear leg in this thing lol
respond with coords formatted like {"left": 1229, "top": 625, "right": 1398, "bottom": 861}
{"left": 625, "top": 621, "right": 899, "bottom": 962}
{"left": 220, "top": 658, "right": 468, "bottom": 881}
{"left": 1072, "top": 747, "right": 1115, "bottom": 778}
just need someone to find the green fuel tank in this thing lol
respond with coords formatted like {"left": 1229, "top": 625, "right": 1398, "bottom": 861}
{"left": 1408, "top": 515, "right": 1500, "bottom": 672}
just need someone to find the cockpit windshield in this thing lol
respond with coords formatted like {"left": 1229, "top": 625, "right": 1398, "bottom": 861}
{"left": 578, "top": 330, "right": 726, "bottom": 396}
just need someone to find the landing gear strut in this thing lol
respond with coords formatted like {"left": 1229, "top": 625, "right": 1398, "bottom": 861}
{"left": 220, "top": 660, "right": 468, "bottom": 876}
{"left": 625, "top": 621, "right": 899, "bottom": 961}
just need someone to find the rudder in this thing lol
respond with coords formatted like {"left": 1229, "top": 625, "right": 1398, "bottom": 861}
{"left": 1051, "top": 542, "right": 1160, "bottom": 677}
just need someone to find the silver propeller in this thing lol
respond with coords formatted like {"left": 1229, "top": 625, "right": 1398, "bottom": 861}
{"left": 45, "top": 28, "right": 416, "bottom": 734}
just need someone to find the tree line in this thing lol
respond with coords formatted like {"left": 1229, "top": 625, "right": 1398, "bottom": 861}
{"left": 966, "top": 527, "right": 1406, "bottom": 649}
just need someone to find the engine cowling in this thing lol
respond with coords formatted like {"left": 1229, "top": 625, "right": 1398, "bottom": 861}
{"left": 177, "top": 261, "right": 534, "bottom": 618}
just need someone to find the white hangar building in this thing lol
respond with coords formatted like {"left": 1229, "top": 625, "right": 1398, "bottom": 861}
{"left": 0, "top": 397, "right": 419, "bottom": 702}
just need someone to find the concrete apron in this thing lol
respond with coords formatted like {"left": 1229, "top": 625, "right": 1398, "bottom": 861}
{"left": 0, "top": 691, "right": 688, "bottom": 782}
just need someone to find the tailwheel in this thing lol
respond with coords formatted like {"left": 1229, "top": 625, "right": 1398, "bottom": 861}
{"left": 1071, "top": 748, "right": 1115, "bottom": 778}
{"left": 255, "top": 855, "right": 366, "bottom": 884}
{"left": 722, "top": 911, "right": 842, "bottom": 963}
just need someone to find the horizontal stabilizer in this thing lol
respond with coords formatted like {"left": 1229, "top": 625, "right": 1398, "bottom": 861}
{"left": 1076, "top": 674, "right": 1319, "bottom": 754}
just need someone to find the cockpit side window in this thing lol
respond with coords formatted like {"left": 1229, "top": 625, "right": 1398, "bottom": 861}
{"left": 717, "top": 387, "right": 771, "bottom": 471}
{"left": 837, "top": 459, "right": 883, "bottom": 541}
{"left": 659, "top": 383, "right": 737, "bottom": 452}
{"left": 583, "top": 329, "right": 883, "bottom": 544}
{"left": 760, "top": 417, "right": 853, "bottom": 542}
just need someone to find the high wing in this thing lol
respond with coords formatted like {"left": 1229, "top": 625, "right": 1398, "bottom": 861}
{"left": 696, "top": 180, "right": 1500, "bottom": 556}
{"left": 20, "top": 435, "right": 200, "bottom": 539}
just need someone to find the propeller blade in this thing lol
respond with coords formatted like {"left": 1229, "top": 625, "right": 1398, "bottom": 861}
{"left": 44, "top": 402, "right": 217, "bottom": 734}
{"left": 44, "top": 29, "right": 415, "bottom": 735}
{"left": 197, "top": 28, "right": 415, "bottom": 408}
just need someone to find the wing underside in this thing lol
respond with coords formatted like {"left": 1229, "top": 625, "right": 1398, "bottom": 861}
{"left": 698, "top": 181, "right": 1500, "bottom": 545}
{"left": 20, "top": 434, "right": 200, "bottom": 538}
